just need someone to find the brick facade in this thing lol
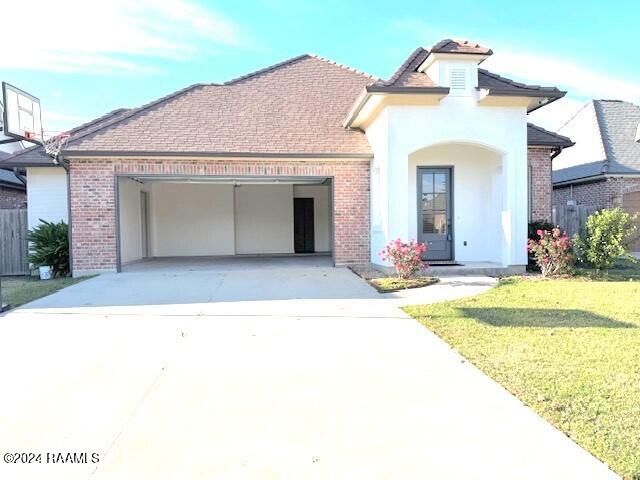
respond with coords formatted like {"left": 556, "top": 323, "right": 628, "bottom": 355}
{"left": 0, "top": 186, "right": 27, "bottom": 209}
{"left": 553, "top": 177, "right": 640, "bottom": 210}
{"left": 528, "top": 147, "right": 553, "bottom": 222}
{"left": 69, "top": 158, "right": 370, "bottom": 275}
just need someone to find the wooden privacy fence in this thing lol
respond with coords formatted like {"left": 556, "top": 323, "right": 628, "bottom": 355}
{"left": 0, "top": 209, "right": 29, "bottom": 276}
{"left": 552, "top": 204, "right": 599, "bottom": 237}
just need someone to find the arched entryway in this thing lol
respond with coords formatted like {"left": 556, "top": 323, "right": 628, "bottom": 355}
{"left": 408, "top": 142, "right": 506, "bottom": 264}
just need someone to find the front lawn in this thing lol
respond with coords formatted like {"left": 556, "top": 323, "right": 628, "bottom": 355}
{"left": 1, "top": 276, "right": 86, "bottom": 310}
{"left": 405, "top": 264, "right": 640, "bottom": 479}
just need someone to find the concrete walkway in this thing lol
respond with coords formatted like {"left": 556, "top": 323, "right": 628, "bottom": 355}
{"left": 0, "top": 266, "right": 618, "bottom": 479}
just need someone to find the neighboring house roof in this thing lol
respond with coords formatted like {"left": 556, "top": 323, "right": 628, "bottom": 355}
{"left": 553, "top": 100, "right": 640, "bottom": 184}
{"left": 64, "top": 55, "right": 377, "bottom": 157}
{"left": 0, "top": 152, "right": 26, "bottom": 190}
{"left": 527, "top": 123, "right": 574, "bottom": 148}
{"left": 0, "top": 108, "right": 131, "bottom": 167}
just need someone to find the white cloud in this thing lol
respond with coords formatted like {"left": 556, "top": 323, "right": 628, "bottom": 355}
{"left": 2, "top": 0, "right": 247, "bottom": 74}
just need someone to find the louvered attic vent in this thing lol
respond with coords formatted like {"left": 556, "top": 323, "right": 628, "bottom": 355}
{"left": 450, "top": 69, "right": 467, "bottom": 90}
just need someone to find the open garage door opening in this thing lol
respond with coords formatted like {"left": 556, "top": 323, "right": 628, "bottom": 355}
{"left": 115, "top": 175, "right": 334, "bottom": 272}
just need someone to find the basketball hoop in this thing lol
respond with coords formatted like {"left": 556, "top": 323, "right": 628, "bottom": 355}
{"left": 44, "top": 132, "right": 70, "bottom": 161}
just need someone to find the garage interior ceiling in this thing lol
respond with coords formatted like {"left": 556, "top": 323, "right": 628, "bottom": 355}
{"left": 126, "top": 175, "right": 331, "bottom": 185}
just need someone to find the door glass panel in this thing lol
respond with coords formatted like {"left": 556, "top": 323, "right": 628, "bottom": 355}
{"left": 433, "top": 211, "right": 447, "bottom": 234}
{"left": 434, "top": 173, "right": 446, "bottom": 193}
{"left": 422, "top": 212, "right": 435, "bottom": 233}
{"left": 422, "top": 193, "right": 434, "bottom": 209}
{"left": 433, "top": 193, "right": 446, "bottom": 210}
{"left": 422, "top": 173, "right": 434, "bottom": 194}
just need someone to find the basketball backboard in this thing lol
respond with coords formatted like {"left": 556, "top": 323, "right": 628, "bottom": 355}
{"left": 1, "top": 82, "right": 43, "bottom": 145}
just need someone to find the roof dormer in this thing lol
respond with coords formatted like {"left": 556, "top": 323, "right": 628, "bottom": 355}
{"left": 417, "top": 39, "right": 492, "bottom": 96}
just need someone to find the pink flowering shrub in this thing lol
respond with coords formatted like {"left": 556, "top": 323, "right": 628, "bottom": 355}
{"left": 380, "top": 238, "right": 428, "bottom": 279}
{"left": 527, "top": 228, "right": 574, "bottom": 277}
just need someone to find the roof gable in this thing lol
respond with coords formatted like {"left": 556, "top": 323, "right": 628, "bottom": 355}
{"left": 594, "top": 100, "right": 640, "bottom": 173}
{"left": 554, "top": 100, "right": 640, "bottom": 183}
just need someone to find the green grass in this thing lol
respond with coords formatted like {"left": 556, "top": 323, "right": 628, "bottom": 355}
{"left": 404, "top": 262, "right": 640, "bottom": 479}
{"left": 1, "top": 276, "right": 86, "bottom": 309}
{"left": 369, "top": 276, "right": 439, "bottom": 293}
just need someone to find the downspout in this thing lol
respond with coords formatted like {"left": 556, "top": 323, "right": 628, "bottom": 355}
{"left": 59, "top": 154, "right": 73, "bottom": 277}
{"left": 550, "top": 147, "right": 562, "bottom": 160}
{"left": 12, "top": 168, "right": 27, "bottom": 186}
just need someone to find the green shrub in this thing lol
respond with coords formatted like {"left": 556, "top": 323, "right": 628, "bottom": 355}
{"left": 573, "top": 208, "right": 637, "bottom": 271}
{"left": 27, "top": 220, "right": 70, "bottom": 277}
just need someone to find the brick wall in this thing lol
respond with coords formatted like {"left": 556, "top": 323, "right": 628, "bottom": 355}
{"left": 0, "top": 186, "right": 27, "bottom": 209}
{"left": 528, "top": 147, "right": 553, "bottom": 222}
{"left": 553, "top": 177, "right": 640, "bottom": 209}
{"left": 69, "top": 158, "right": 370, "bottom": 275}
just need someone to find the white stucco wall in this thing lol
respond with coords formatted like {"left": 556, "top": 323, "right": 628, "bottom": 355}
{"left": 293, "top": 185, "right": 331, "bottom": 252}
{"left": 25, "top": 167, "right": 68, "bottom": 230}
{"left": 408, "top": 144, "right": 503, "bottom": 263}
{"left": 150, "top": 182, "right": 235, "bottom": 257}
{"left": 235, "top": 184, "right": 294, "bottom": 254}
{"left": 366, "top": 110, "right": 390, "bottom": 262}
{"left": 366, "top": 94, "right": 529, "bottom": 267}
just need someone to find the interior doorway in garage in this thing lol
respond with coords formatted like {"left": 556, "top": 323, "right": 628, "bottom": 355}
{"left": 115, "top": 175, "right": 334, "bottom": 271}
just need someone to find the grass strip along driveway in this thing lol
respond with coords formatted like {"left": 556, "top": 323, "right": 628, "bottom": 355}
{"left": 1, "top": 276, "right": 86, "bottom": 310}
{"left": 405, "top": 267, "right": 640, "bottom": 479}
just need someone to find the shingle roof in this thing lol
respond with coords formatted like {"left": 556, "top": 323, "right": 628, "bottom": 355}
{"left": 431, "top": 39, "right": 493, "bottom": 56}
{"left": 527, "top": 123, "right": 574, "bottom": 148}
{"left": 0, "top": 108, "right": 130, "bottom": 167}
{"left": 552, "top": 100, "right": 640, "bottom": 183}
{"left": 65, "top": 55, "right": 378, "bottom": 157}
{"left": 595, "top": 100, "right": 640, "bottom": 174}
{"left": 379, "top": 48, "right": 435, "bottom": 88}
{"left": 553, "top": 161, "right": 605, "bottom": 184}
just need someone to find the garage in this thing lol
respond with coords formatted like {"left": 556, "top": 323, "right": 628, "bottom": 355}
{"left": 623, "top": 190, "right": 640, "bottom": 253}
{"left": 115, "top": 175, "right": 334, "bottom": 271}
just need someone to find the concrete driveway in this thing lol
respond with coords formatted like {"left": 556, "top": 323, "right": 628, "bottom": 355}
{"left": 0, "top": 264, "right": 617, "bottom": 479}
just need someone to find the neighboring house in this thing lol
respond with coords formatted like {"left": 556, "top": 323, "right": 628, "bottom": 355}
{"left": 0, "top": 152, "right": 26, "bottom": 209}
{"left": 0, "top": 39, "right": 573, "bottom": 276}
{"left": 553, "top": 99, "right": 640, "bottom": 250}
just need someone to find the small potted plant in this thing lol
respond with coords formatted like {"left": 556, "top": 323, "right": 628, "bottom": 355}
{"left": 27, "top": 220, "right": 70, "bottom": 279}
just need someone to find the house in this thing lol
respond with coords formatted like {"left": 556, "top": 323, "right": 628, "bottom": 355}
{"left": 0, "top": 152, "right": 26, "bottom": 209}
{"left": 0, "top": 39, "right": 573, "bottom": 277}
{"left": 553, "top": 99, "right": 640, "bottom": 250}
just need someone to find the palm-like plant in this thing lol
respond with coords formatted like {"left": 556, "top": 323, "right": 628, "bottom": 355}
{"left": 27, "top": 220, "right": 69, "bottom": 277}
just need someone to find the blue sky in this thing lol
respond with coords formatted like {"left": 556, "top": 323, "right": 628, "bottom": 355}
{"left": 2, "top": 0, "right": 639, "bottom": 135}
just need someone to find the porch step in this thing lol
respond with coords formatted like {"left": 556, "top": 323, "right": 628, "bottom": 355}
{"left": 362, "top": 262, "right": 525, "bottom": 278}
{"left": 427, "top": 263, "right": 525, "bottom": 277}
